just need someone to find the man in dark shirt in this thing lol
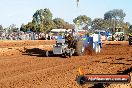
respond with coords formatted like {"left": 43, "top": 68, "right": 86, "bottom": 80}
{"left": 65, "top": 33, "right": 74, "bottom": 48}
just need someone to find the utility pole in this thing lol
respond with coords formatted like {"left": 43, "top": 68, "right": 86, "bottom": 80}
{"left": 77, "top": 0, "right": 79, "bottom": 7}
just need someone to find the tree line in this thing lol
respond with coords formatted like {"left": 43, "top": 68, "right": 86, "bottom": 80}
{"left": 0, "top": 8, "right": 131, "bottom": 33}
{"left": 20, "top": 8, "right": 74, "bottom": 33}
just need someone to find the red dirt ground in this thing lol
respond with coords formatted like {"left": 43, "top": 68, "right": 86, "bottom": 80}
{"left": 0, "top": 40, "right": 131, "bottom": 88}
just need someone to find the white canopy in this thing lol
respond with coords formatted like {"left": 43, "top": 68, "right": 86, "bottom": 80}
{"left": 50, "top": 29, "right": 72, "bottom": 33}
{"left": 51, "top": 29, "right": 86, "bottom": 32}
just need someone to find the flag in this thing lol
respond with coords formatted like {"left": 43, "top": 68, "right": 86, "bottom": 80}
{"left": 78, "top": 67, "right": 84, "bottom": 75}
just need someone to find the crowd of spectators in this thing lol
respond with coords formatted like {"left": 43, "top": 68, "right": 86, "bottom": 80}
{"left": 0, "top": 32, "right": 45, "bottom": 40}
{"left": 0, "top": 31, "right": 66, "bottom": 40}
{"left": 0, "top": 31, "right": 126, "bottom": 41}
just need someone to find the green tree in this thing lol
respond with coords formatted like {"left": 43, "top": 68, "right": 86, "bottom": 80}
{"left": 20, "top": 22, "right": 34, "bottom": 32}
{"left": 122, "top": 22, "right": 129, "bottom": 34}
{"left": 129, "top": 25, "right": 132, "bottom": 34}
{"left": 32, "top": 8, "right": 53, "bottom": 32}
{"left": 20, "top": 24, "right": 26, "bottom": 32}
{"left": 9, "top": 24, "right": 18, "bottom": 32}
{"left": 0, "top": 25, "right": 3, "bottom": 32}
{"left": 26, "top": 22, "right": 34, "bottom": 32}
{"left": 63, "top": 22, "right": 74, "bottom": 29}
{"left": 104, "top": 9, "right": 126, "bottom": 29}
{"left": 53, "top": 18, "right": 65, "bottom": 29}
{"left": 73, "top": 15, "right": 91, "bottom": 30}
{"left": 91, "top": 18, "right": 109, "bottom": 30}
{"left": 104, "top": 9, "right": 126, "bottom": 21}
{"left": 43, "top": 20, "right": 55, "bottom": 33}
{"left": 104, "top": 9, "right": 126, "bottom": 37}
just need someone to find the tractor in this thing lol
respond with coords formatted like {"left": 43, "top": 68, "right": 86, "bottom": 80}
{"left": 45, "top": 39, "right": 76, "bottom": 57}
{"left": 45, "top": 29, "right": 102, "bottom": 57}
{"left": 45, "top": 36, "right": 85, "bottom": 57}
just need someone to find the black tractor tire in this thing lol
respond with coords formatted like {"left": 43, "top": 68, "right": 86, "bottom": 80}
{"left": 75, "top": 41, "right": 85, "bottom": 56}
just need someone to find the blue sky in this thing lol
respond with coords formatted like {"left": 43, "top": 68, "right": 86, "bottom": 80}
{"left": 0, "top": 0, "right": 132, "bottom": 28}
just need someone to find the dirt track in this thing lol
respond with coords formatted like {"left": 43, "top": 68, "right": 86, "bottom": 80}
{"left": 0, "top": 40, "right": 132, "bottom": 88}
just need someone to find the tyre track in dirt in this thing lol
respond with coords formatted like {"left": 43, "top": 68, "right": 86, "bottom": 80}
{"left": 0, "top": 55, "right": 117, "bottom": 81}
{"left": 0, "top": 56, "right": 112, "bottom": 88}
{"left": 0, "top": 54, "right": 132, "bottom": 88}
{"left": 0, "top": 56, "right": 94, "bottom": 88}
{"left": 0, "top": 41, "right": 132, "bottom": 88}
{"left": 0, "top": 40, "right": 55, "bottom": 48}
{"left": 1, "top": 55, "right": 111, "bottom": 86}
{"left": 0, "top": 56, "right": 91, "bottom": 81}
